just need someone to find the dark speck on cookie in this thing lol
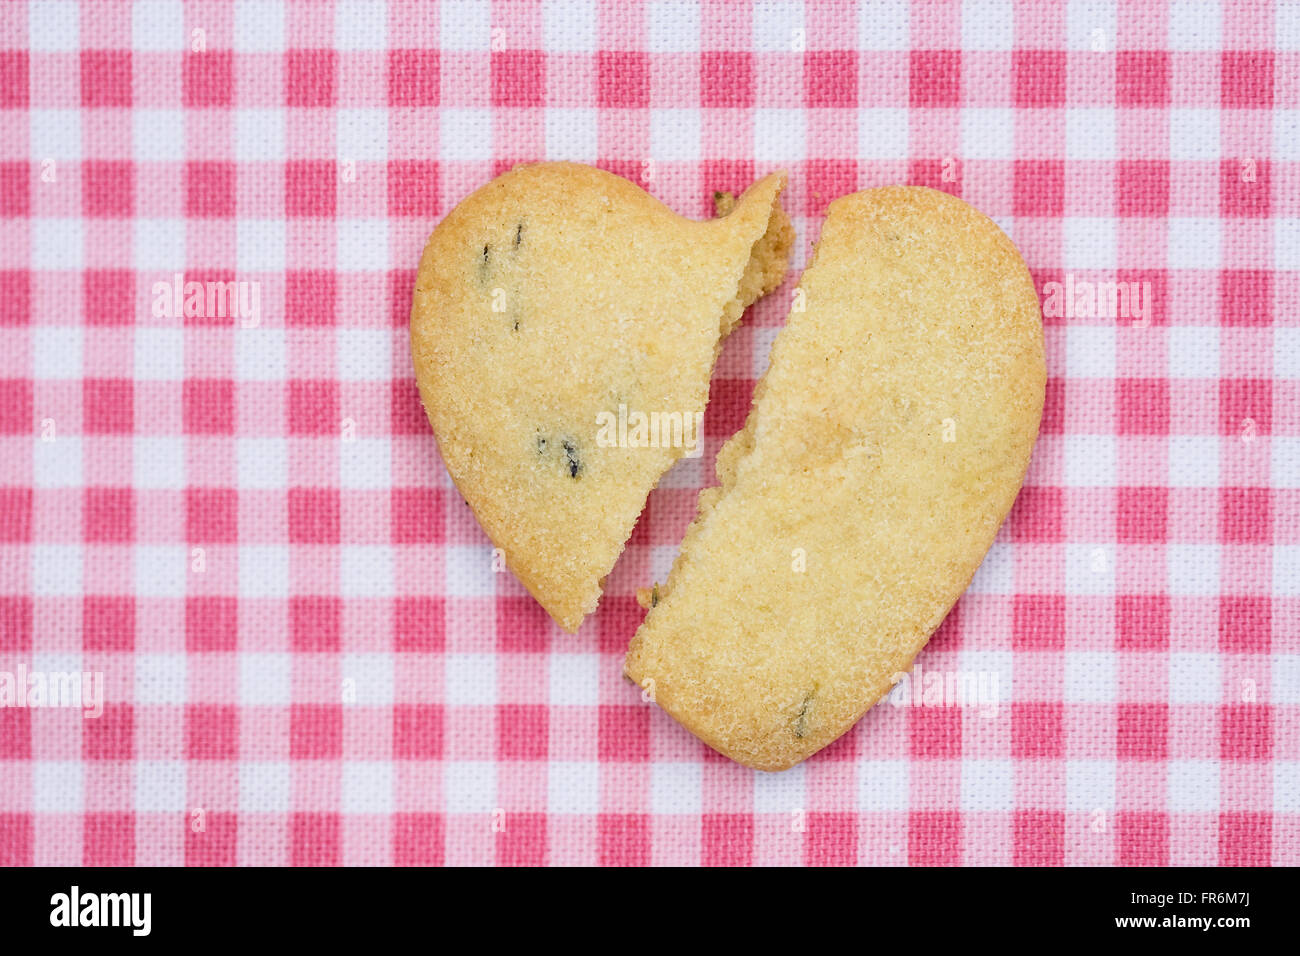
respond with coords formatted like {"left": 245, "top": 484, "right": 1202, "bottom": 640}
{"left": 562, "top": 439, "right": 581, "bottom": 478}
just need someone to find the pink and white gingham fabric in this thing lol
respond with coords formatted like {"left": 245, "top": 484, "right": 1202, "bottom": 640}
{"left": 0, "top": 0, "right": 1296, "bottom": 867}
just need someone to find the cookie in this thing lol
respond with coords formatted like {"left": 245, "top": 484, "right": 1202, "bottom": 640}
{"left": 624, "top": 186, "right": 1045, "bottom": 770}
{"left": 411, "top": 162, "right": 793, "bottom": 632}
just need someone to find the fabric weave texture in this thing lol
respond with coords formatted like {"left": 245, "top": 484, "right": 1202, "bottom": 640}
{"left": 0, "top": 0, "right": 1296, "bottom": 866}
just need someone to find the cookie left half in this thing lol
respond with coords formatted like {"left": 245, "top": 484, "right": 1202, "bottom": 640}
{"left": 410, "top": 162, "right": 793, "bottom": 632}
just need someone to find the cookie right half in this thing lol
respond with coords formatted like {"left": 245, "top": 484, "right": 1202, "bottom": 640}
{"left": 624, "top": 186, "right": 1046, "bottom": 771}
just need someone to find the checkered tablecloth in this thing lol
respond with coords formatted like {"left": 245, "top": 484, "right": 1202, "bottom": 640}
{"left": 0, "top": 0, "right": 1295, "bottom": 867}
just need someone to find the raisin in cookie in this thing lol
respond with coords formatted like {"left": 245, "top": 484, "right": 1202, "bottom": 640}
{"left": 625, "top": 186, "right": 1045, "bottom": 770}
{"left": 411, "top": 162, "right": 793, "bottom": 632}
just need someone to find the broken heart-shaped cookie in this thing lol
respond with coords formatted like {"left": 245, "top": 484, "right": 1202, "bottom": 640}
{"left": 411, "top": 162, "right": 793, "bottom": 631}
{"left": 625, "top": 186, "right": 1046, "bottom": 770}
